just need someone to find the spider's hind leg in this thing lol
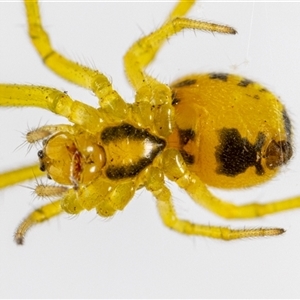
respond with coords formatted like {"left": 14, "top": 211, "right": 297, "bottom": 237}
{"left": 143, "top": 165, "right": 284, "bottom": 240}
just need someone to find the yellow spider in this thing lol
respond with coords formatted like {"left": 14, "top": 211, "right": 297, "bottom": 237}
{"left": 0, "top": 0, "right": 298, "bottom": 245}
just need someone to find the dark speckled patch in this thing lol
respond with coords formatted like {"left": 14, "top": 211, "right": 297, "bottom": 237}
{"left": 177, "top": 129, "right": 196, "bottom": 164}
{"left": 172, "top": 79, "right": 197, "bottom": 88}
{"left": 237, "top": 78, "right": 253, "bottom": 87}
{"left": 209, "top": 73, "right": 228, "bottom": 82}
{"left": 178, "top": 129, "right": 195, "bottom": 145}
{"left": 171, "top": 91, "right": 180, "bottom": 106}
{"left": 180, "top": 150, "right": 195, "bottom": 165}
{"left": 215, "top": 128, "right": 266, "bottom": 177}
{"left": 282, "top": 109, "right": 292, "bottom": 140}
{"left": 259, "top": 88, "right": 268, "bottom": 93}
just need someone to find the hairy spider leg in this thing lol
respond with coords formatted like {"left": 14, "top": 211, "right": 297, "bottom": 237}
{"left": 143, "top": 150, "right": 285, "bottom": 240}
{"left": 24, "top": 0, "right": 129, "bottom": 120}
{"left": 0, "top": 86, "right": 104, "bottom": 131}
{"left": 161, "top": 149, "right": 300, "bottom": 231}
{"left": 124, "top": 3, "right": 236, "bottom": 91}
{"left": 0, "top": 164, "right": 43, "bottom": 188}
{"left": 14, "top": 200, "right": 62, "bottom": 245}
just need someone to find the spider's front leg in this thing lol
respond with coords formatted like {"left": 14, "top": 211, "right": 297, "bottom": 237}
{"left": 0, "top": 84, "right": 104, "bottom": 132}
{"left": 124, "top": 1, "right": 236, "bottom": 92}
{"left": 24, "top": 0, "right": 127, "bottom": 119}
{"left": 0, "top": 84, "right": 104, "bottom": 187}
{"left": 0, "top": 164, "right": 43, "bottom": 189}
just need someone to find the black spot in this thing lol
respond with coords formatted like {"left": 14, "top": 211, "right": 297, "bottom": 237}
{"left": 259, "top": 88, "right": 268, "bottom": 93}
{"left": 237, "top": 78, "right": 253, "bottom": 87}
{"left": 178, "top": 129, "right": 195, "bottom": 145}
{"left": 180, "top": 150, "right": 195, "bottom": 165}
{"left": 171, "top": 91, "right": 180, "bottom": 105}
{"left": 39, "top": 163, "right": 46, "bottom": 172}
{"left": 215, "top": 128, "right": 266, "bottom": 177}
{"left": 172, "top": 79, "right": 197, "bottom": 88}
{"left": 253, "top": 95, "right": 260, "bottom": 100}
{"left": 37, "top": 150, "right": 44, "bottom": 159}
{"left": 209, "top": 73, "right": 228, "bottom": 82}
{"left": 254, "top": 132, "right": 266, "bottom": 152}
{"left": 282, "top": 109, "right": 292, "bottom": 140}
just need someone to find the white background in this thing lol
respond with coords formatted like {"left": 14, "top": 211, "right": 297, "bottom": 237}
{"left": 1, "top": 1, "right": 300, "bottom": 298}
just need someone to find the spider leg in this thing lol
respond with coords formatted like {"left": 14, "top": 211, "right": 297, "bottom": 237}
{"left": 144, "top": 165, "right": 284, "bottom": 240}
{"left": 124, "top": 5, "right": 236, "bottom": 92}
{"left": 0, "top": 164, "right": 43, "bottom": 189}
{"left": 0, "top": 84, "right": 105, "bottom": 132}
{"left": 14, "top": 199, "right": 63, "bottom": 245}
{"left": 167, "top": 0, "right": 195, "bottom": 21}
{"left": 163, "top": 149, "right": 300, "bottom": 219}
{"left": 15, "top": 185, "right": 85, "bottom": 245}
{"left": 14, "top": 176, "right": 139, "bottom": 244}
{"left": 157, "top": 194, "right": 284, "bottom": 240}
{"left": 24, "top": 0, "right": 127, "bottom": 115}
{"left": 26, "top": 124, "right": 76, "bottom": 144}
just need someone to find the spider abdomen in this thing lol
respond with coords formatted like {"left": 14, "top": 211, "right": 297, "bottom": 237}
{"left": 170, "top": 73, "right": 293, "bottom": 188}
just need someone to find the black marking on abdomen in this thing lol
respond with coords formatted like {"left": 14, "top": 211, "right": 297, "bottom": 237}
{"left": 180, "top": 150, "right": 195, "bottom": 165}
{"left": 171, "top": 91, "right": 180, "bottom": 106}
{"left": 282, "top": 109, "right": 292, "bottom": 140}
{"left": 259, "top": 88, "right": 268, "bottom": 93}
{"left": 172, "top": 79, "right": 197, "bottom": 88}
{"left": 209, "top": 73, "right": 228, "bottom": 81}
{"left": 178, "top": 129, "right": 195, "bottom": 145}
{"left": 237, "top": 78, "right": 253, "bottom": 87}
{"left": 215, "top": 128, "right": 266, "bottom": 177}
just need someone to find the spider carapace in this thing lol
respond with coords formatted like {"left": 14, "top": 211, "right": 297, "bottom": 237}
{"left": 0, "top": 0, "right": 298, "bottom": 244}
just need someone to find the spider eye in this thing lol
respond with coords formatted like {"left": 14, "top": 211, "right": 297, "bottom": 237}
{"left": 37, "top": 150, "right": 44, "bottom": 159}
{"left": 39, "top": 163, "right": 46, "bottom": 172}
